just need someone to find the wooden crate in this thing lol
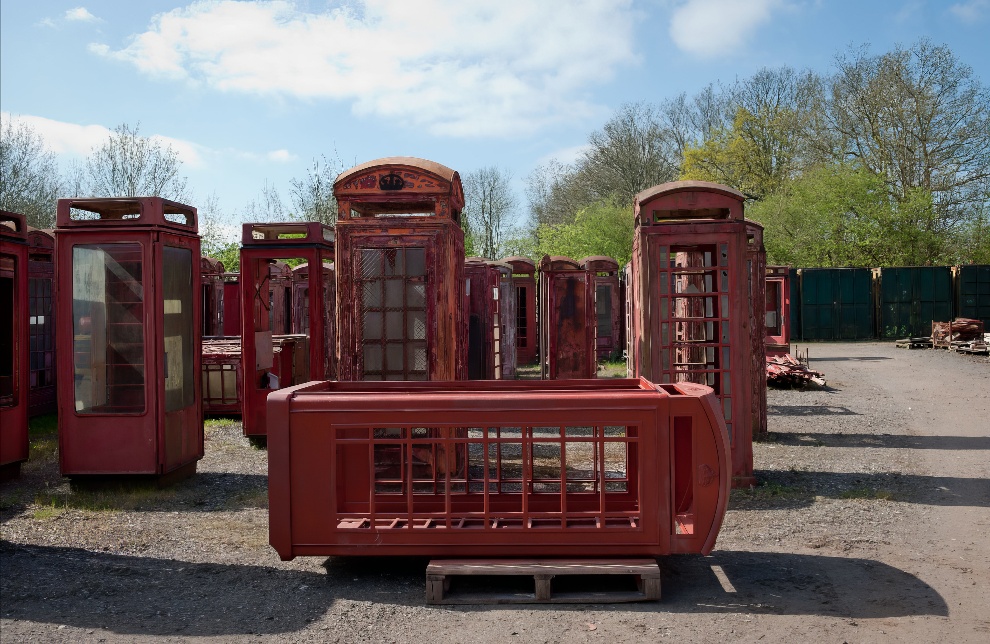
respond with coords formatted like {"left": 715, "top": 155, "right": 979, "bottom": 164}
{"left": 425, "top": 559, "right": 661, "bottom": 605}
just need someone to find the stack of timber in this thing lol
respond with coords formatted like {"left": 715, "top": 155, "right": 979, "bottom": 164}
{"left": 950, "top": 332, "right": 989, "bottom": 355}
{"left": 931, "top": 318, "right": 985, "bottom": 349}
{"left": 766, "top": 354, "right": 826, "bottom": 388}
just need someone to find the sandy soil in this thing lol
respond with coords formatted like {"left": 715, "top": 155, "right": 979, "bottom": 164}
{"left": 1, "top": 341, "right": 988, "bottom": 643}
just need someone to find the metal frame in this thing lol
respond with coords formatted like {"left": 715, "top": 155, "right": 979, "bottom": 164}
{"left": 1, "top": 211, "right": 30, "bottom": 478}
{"left": 489, "top": 260, "right": 516, "bottom": 379}
{"left": 268, "top": 378, "right": 730, "bottom": 559}
{"left": 54, "top": 197, "right": 203, "bottom": 477}
{"left": 464, "top": 258, "right": 501, "bottom": 380}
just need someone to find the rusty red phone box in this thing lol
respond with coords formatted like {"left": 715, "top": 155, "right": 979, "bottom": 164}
{"left": 239, "top": 222, "right": 335, "bottom": 438}
{"left": 221, "top": 273, "right": 241, "bottom": 337}
{"left": 581, "top": 256, "right": 622, "bottom": 361}
{"left": 200, "top": 256, "right": 225, "bottom": 338}
{"left": 489, "top": 260, "right": 516, "bottom": 379}
{"left": 464, "top": 257, "right": 501, "bottom": 380}
{"left": 501, "top": 256, "right": 537, "bottom": 365}
{"left": 1, "top": 211, "right": 30, "bottom": 479}
{"left": 268, "top": 377, "right": 730, "bottom": 559}
{"left": 539, "top": 256, "right": 597, "bottom": 380}
{"left": 54, "top": 198, "right": 202, "bottom": 477}
{"left": 628, "top": 181, "right": 764, "bottom": 487}
{"left": 333, "top": 157, "right": 466, "bottom": 382}
{"left": 27, "top": 227, "right": 57, "bottom": 417}
{"left": 765, "top": 266, "right": 791, "bottom": 357}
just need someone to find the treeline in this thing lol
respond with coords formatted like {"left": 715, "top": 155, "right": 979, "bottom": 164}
{"left": 3, "top": 39, "right": 988, "bottom": 269}
{"left": 521, "top": 39, "right": 990, "bottom": 267}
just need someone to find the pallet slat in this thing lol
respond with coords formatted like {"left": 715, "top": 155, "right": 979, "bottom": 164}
{"left": 426, "top": 558, "right": 661, "bottom": 605}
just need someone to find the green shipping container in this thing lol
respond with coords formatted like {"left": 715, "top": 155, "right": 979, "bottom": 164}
{"left": 799, "top": 268, "right": 874, "bottom": 340}
{"left": 877, "top": 266, "right": 953, "bottom": 339}
{"left": 956, "top": 265, "right": 990, "bottom": 329}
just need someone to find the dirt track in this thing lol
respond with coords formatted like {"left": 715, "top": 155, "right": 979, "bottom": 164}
{"left": 1, "top": 342, "right": 988, "bottom": 642}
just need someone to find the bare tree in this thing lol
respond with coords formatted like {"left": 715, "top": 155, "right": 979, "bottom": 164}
{"left": 580, "top": 102, "right": 682, "bottom": 205}
{"left": 289, "top": 153, "right": 343, "bottom": 225}
{"left": 84, "top": 122, "right": 189, "bottom": 200}
{"left": 462, "top": 166, "right": 519, "bottom": 260}
{"left": 0, "top": 118, "right": 62, "bottom": 228}
{"left": 818, "top": 40, "right": 990, "bottom": 231}
{"left": 242, "top": 180, "right": 288, "bottom": 223}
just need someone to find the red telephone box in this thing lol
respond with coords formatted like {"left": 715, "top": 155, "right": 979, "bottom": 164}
{"left": 1, "top": 211, "right": 30, "bottom": 479}
{"left": 333, "top": 157, "right": 466, "bottom": 381}
{"left": 222, "top": 273, "right": 241, "bottom": 337}
{"left": 489, "top": 260, "right": 516, "bottom": 379}
{"left": 240, "top": 223, "right": 335, "bottom": 439}
{"left": 55, "top": 198, "right": 202, "bottom": 478}
{"left": 539, "top": 255, "right": 597, "bottom": 380}
{"left": 580, "top": 256, "right": 622, "bottom": 361}
{"left": 200, "top": 256, "right": 225, "bottom": 337}
{"left": 765, "top": 266, "right": 791, "bottom": 357}
{"left": 465, "top": 257, "right": 501, "bottom": 380}
{"left": 27, "top": 227, "right": 57, "bottom": 417}
{"left": 501, "top": 256, "right": 537, "bottom": 364}
{"left": 628, "top": 181, "right": 762, "bottom": 487}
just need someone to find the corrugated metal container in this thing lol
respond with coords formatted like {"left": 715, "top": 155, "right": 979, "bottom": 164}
{"left": 955, "top": 265, "right": 990, "bottom": 328}
{"left": 876, "top": 266, "right": 953, "bottom": 339}
{"left": 798, "top": 268, "right": 874, "bottom": 340}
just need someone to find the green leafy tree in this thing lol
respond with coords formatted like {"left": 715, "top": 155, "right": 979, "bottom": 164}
{"left": 535, "top": 200, "right": 634, "bottom": 266}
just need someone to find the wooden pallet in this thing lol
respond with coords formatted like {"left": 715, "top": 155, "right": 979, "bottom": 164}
{"left": 425, "top": 558, "right": 661, "bottom": 605}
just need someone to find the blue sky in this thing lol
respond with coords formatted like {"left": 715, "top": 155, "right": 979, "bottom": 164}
{"left": 2, "top": 0, "right": 989, "bottom": 237}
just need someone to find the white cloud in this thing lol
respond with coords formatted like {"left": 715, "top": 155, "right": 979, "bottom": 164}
{"left": 0, "top": 113, "right": 205, "bottom": 168}
{"left": 65, "top": 7, "right": 99, "bottom": 22}
{"left": 91, "top": 0, "right": 637, "bottom": 137}
{"left": 267, "top": 149, "right": 295, "bottom": 163}
{"left": 668, "top": 0, "right": 783, "bottom": 59}
{"left": 949, "top": 0, "right": 990, "bottom": 21}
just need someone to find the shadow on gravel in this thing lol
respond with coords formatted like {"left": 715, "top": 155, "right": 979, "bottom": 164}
{"left": 1, "top": 472, "right": 269, "bottom": 516}
{"left": 773, "top": 432, "right": 990, "bottom": 451}
{"left": 808, "top": 356, "right": 892, "bottom": 362}
{"left": 658, "top": 550, "right": 947, "bottom": 618}
{"left": 0, "top": 542, "right": 332, "bottom": 636}
{"left": 768, "top": 405, "right": 859, "bottom": 416}
{"left": 730, "top": 469, "right": 990, "bottom": 509}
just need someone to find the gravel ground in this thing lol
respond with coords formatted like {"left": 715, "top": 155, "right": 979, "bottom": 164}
{"left": 1, "top": 342, "right": 988, "bottom": 643}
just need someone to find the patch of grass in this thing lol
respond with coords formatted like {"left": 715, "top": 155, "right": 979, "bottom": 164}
{"left": 226, "top": 487, "right": 269, "bottom": 510}
{"left": 31, "top": 500, "right": 67, "bottom": 520}
{"left": 597, "top": 359, "right": 627, "bottom": 379}
{"left": 26, "top": 412, "right": 60, "bottom": 463}
{"left": 734, "top": 480, "right": 807, "bottom": 500}
{"left": 34, "top": 481, "right": 178, "bottom": 513}
{"left": 839, "top": 486, "right": 895, "bottom": 501}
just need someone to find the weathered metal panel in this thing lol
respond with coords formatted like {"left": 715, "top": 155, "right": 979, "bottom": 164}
{"left": 200, "top": 256, "right": 225, "bottom": 338}
{"left": 956, "top": 264, "right": 990, "bottom": 328}
{"left": 268, "top": 378, "right": 730, "bottom": 559}
{"left": 1, "top": 211, "right": 30, "bottom": 478}
{"left": 464, "top": 258, "right": 501, "bottom": 380}
{"left": 54, "top": 197, "right": 203, "bottom": 477}
{"left": 798, "top": 268, "right": 874, "bottom": 340}
{"left": 489, "top": 261, "right": 516, "bottom": 379}
{"left": 877, "top": 266, "right": 953, "bottom": 339}
{"left": 747, "top": 224, "right": 767, "bottom": 440}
